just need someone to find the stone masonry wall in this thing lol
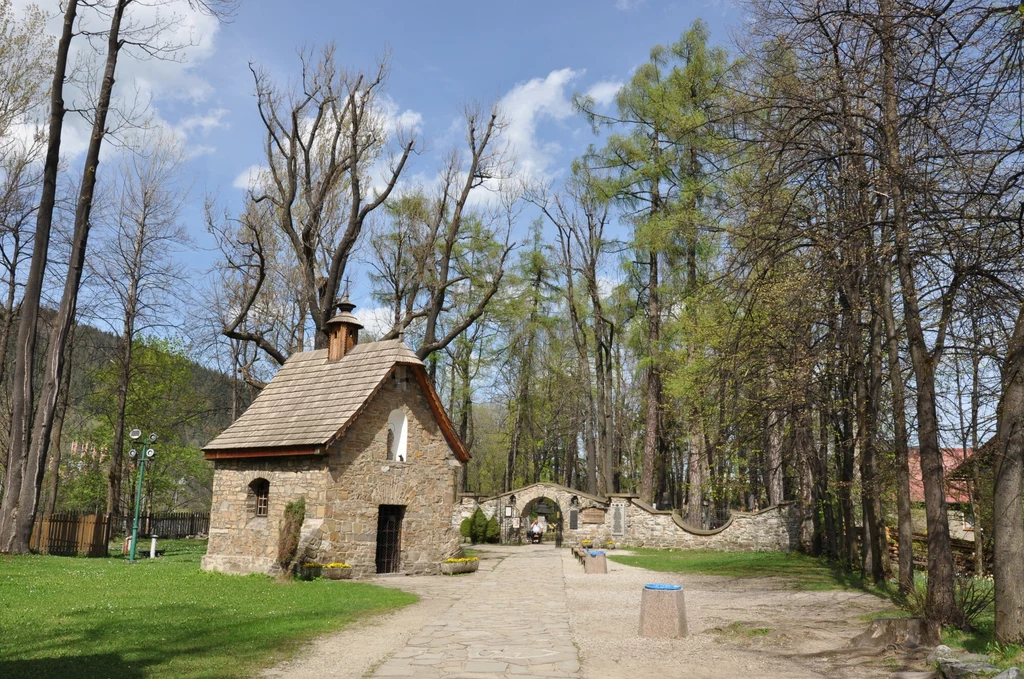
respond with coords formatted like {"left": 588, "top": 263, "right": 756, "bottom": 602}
{"left": 202, "top": 457, "right": 330, "bottom": 574}
{"left": 311, "top": 374, "right": 463, "bottom": 578}
{"left": 453, "top": 484, "right": 802, "bottom": 553}
{"left": 203, "top": 369, "right": 464, "bottom": 578}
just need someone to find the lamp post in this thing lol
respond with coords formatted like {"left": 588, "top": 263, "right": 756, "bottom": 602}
{"left": 128, "top": 430, "right": 157, "bottom": 563}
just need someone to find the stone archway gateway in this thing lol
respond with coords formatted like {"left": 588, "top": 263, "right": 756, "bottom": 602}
{"left": 451, "top": 481, "right": 806, "bottom": 553}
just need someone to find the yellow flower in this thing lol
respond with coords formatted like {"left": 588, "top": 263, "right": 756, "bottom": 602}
{"left": 444, "top": 557, "right": 479, "bottom": 563}
{"left": 324, "top": 562, "right": 351, "bottom": 568}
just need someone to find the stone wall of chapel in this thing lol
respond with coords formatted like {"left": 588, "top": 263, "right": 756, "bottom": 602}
{"left": 201, "top": 457, "right": 329, "bottom": 575}
{"left": 312, "top": 374, "right": 463, "bottom": 578}
{"left": 201, "top": 367, "right": 464, "bottom": 578}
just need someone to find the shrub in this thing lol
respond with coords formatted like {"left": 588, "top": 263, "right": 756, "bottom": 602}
{"left": 951, "top": 576, "right": 994, "bottom": 631}
{"left": 485, "top": 516, "right": 500, "bottom": 543}
{"left": 277, "top": 497, "right": 306, "bottom": 571}
{"left": 898, "top": 574, "right": 994, "bottom": 632}
{"left": 459, "top": 517, "right": 472, "bottom": 539}
{"left": 469, "top": 508, "right": 488, "bottom": 544}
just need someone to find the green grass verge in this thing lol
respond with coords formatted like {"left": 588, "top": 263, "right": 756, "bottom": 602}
{"left": 939, "top": 610, "right": 1023, "bottom": 669}
{"left": 0, "top": 539, "right": 417, "bottom": 679}
{"left": 608, "top": 549, "right": 891, "bottom": 594}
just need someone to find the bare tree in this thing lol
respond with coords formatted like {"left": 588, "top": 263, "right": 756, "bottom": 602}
{"left": 373, "top": 105, "right": 517, "bottom": 365}
{"left": 86, "top": 130, "right": 190, "bottom": 516}
{"left": 217, "top": 45, "right": 415, "bottom": 370}
{"left": 1, "top": 0, "right": 235, "bottom": 554}
{"left": 535, "top": 168, "right": 618, "bottom": 495}
{"left": 994, "top": 303, "right": 1024, "bottom": 643}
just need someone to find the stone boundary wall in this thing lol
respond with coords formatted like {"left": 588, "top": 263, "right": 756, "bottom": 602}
{"left": 454, "top": 484, "right": 803, "bottom": 553}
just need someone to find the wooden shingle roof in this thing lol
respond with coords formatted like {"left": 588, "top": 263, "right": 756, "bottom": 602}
{"left": 203, "top": 339, "right": 468, "bottom": 462}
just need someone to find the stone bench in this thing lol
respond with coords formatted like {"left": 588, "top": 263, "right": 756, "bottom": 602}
{"left": 639, "top": 583, "right": 687, "bottom": 638}
{"left": 584, "top": 550, "right": 607, "bottom": 574}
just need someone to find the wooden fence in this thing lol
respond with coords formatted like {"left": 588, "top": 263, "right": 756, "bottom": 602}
{"left": 30, "top": 511, "right": 211, "bottom": 558}
{"left": 113, "top": 511, "right": 210, "bottom": 539}
{"left": 142, "top": 512, "right": 210, "bottom": 539}
{"left": 30, "top": 513, "right": 111, "bottom": 557}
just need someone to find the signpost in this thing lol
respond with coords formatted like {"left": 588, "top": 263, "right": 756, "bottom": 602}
{"left": 127, "top": 430, "right": 157, "bottom": 563}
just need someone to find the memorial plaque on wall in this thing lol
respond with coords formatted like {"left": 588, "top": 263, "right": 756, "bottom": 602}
{"left": 581, "top": 507, "right": 606, "bottom": 524}
{"left": 612, "top": 505, "right": 625, "bottom": 535}
{"left": 569, "top": 509, "right": 578, "bottom": 530}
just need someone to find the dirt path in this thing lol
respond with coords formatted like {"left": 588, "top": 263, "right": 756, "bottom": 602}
{"left": 263, "top": 544, "right": 898, "bottom": 678}
{"left": 564, "top": 548, "right": 896, "bottom": 679}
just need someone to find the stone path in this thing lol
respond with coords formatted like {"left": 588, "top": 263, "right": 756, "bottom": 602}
{"left": 370, "top": 546, "right": 580, "bottom": 679}
{"left": 266, "top": 543, "right": 896, "bottom": 679}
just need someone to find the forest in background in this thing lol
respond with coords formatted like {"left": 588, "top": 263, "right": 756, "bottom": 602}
{"left": 3, "top": 309, "right": 239, "bottom": 515}
{"left": 0, "top": 0, "right": 1023, "bottom": 641}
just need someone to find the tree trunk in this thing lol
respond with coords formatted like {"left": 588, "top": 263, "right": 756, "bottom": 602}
{"left": 0, "top": 0, "right": 78, "bottom": 553}
{"left": 795, "top": 406, "right": 816, "bottom": 552}
{"left": 968, "top": 322, "right": 985, "bottom": 577}
{"left": 881, "top": 267, "right": 915, "bottom": 594}
{"left": 838, "top": 408, "right": 857, "bottom": 567}
{"left": 766, "top": 407, "right": 785, "bottom": 506}
{"left": 107, "top": 298, "right": 137, "bottom": 516}
{"left": 12, "top": 0, "right": 130, "bottom": 550}
{"left": 640, "top": 249, "right": 660, "bottom": 505}
{"left": 860, "top": 306, "right": 887, "bottom": 583}
{"left": 879, "top": 0, "right": 954, "bottom": 620}
{"left": 686, "top": 416, "right": 709, "bottom": 518}
{"left": 43, "top": 340, "right": 73, "bottom": 516}
{"left": 994, "top": 303, "right": 1024, "bottom": 644}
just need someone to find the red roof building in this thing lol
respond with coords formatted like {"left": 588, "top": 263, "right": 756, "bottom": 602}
{"left": 907, "top": 447, "right": 973, "bottom": 504}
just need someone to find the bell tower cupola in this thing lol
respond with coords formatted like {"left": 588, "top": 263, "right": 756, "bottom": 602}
{"left": 326, "top": 295, "right": 363, "bottom": 362}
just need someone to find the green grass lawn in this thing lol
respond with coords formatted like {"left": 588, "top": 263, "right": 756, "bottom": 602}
{"left": 0, "top": 540, "right": 417, "bottom": 679}
{"left": 608, "top": 548, "right": 890, "bottom": 593}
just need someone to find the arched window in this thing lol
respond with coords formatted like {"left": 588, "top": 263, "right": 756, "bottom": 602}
{"left": 386, "top": 409, "right": 408, "bottom": 462}
{"left": 248, "top": 478, "right": 270, "bottom": 517}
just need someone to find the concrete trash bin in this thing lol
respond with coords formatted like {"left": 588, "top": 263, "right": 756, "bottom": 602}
{"left": 584, "top": 550, "right": 607, "bottom": 574}
{"left": 639, "top": 583, "right": 687, "bottom": 638}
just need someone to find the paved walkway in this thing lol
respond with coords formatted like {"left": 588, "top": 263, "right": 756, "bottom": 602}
{"left": 371, "top": 546, "right": 580, "bottom": 679}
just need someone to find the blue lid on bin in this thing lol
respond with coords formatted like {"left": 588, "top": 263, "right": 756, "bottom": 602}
{"left": 644, "top": 583, "right": 682, "bottom": 591}
{"left": 588, "top": 550, "right": 606, "bottom": 556}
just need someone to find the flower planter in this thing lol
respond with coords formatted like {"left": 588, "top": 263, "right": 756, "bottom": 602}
{"left": 300, "top": 566, "right": 322, "bottom": 580}
{"left": 440, "top": 560, "right": 479, "bottom": 575}
{"left": 322, "top": 568, "right": 353, "bottom": 580}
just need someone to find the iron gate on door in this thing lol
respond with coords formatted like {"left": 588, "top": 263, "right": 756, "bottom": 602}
{"left": 375, "top": 505, "right": 404, "bottom": 574}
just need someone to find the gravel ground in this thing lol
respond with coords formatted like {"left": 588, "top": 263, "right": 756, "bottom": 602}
{"left": 562, "top": 549, "right": 898, "bottom": 679}
{"left": 264, "top": 545, "right": 904, "bottom": 678}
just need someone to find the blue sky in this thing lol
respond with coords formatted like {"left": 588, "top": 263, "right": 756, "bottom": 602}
{"left": 171, "top": 1, "right": 741, "bottom": 265}
{"left": 16, "top": 0, "right": 745, "bottom": 324}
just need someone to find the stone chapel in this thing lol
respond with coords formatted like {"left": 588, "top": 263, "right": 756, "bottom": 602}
{"left": 201, "top": 299, "right": 469, "bottom": 578}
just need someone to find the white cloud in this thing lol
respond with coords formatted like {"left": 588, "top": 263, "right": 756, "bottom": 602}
{"left": 615, "top": 0, "right": 646, "bottom": 9}
{"left": 6, "top": 0, "right": 225, "bottom": 163}
{"left": 586, "top": 80, "right": 624, "bottom": 107}
{"left": 357, "top": 305, "right": 397, "bottom": 338}
{"left": 177, "top": 108, "right": 230, "bottom": 135}
{"left": 233, "top": 164, "right": 269, "bottom": 191}
{"left": 187, "top": 144, "right": 217, "bottom": 158}
{"left": 379, "top": 95, "right": 423, "bottom": 136}
{"left": 499, "top": 67, "right": 583, "bottom": 181}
